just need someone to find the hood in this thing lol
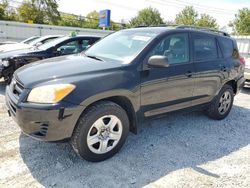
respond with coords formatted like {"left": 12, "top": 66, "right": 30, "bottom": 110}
{"left": 15, "top": 54, "right": 123, "bottom": 87}
{"left": 0, "top": 43, "right": 31, "bottom": 52}
{"left": 0, "top": 48, "right": 34, "bottom": 60}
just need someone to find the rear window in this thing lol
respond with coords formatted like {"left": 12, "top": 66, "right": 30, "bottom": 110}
{"left": 219, "top": 38, "right": 234, "bottom": 58}
{"left": 194, "top": 36, "right": 218, "bottom": 61}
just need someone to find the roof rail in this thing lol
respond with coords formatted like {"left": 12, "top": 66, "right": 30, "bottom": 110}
{"left": 134, "top": 24, "right": 178, "bottom": 28}
{"left": 176, "top": 25, "right": 230, "bottom": 37}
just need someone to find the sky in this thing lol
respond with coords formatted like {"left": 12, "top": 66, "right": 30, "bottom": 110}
{"left": 58, "top": 0, "right": 250, "bottom": 30}
{"left": 12, "top": 0, "right": 250, "bottom": 30}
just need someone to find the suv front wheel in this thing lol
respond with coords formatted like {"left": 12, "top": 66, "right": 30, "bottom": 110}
{"left": 206, "top": 84, "right": 234, "bottom": 120}
{"left": 71, "top": 101, "right": 129, "bottom": 162}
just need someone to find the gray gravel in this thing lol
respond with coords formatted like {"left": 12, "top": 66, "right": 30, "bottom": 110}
{"left": 1, "top": 80, "right": 250, "bottom": 188}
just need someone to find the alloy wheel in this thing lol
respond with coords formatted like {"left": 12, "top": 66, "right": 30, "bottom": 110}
{"left": 87, "top": 115, "right": 123, "bottom": 154}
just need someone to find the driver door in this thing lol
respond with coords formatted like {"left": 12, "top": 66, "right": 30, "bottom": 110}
{"left": 140, "top": 32, "right": 195, "bottom": 117}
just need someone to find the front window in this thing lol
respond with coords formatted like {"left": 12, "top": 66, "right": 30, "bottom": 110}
{"left": 85, "top": 30, "right": 158, "bottom": 63}
{"left": 149, "top": 33, "right": 190, "bottom": 65}
{"left": 57, "top": 39, "right": 91, "bottom": 55}
{"left": 38, "top": 36, "right": 70, "bottom": 50}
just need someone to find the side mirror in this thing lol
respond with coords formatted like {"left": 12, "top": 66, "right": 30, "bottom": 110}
{"left": 53, "top": 48, "right": 62, "bottom": 56}
{"left": 147, "top": 55, "right": 169, "bottom": 68}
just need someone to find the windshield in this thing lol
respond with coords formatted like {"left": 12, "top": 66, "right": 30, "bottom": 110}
{"left": 85, "top": 30, "right": 158, "bottom": 63}
{"left": 28, "top": 36, "right": 59, "bottom": 47}
{"left": 21, "top": 36, "right": 40, "bottom": 44}
{"left": 36, "top": 36, "right": 69, "bottom": 50}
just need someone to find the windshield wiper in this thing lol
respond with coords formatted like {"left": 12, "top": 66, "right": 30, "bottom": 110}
{"left": 86, "top": 55, "right": 104, "bottom": 61}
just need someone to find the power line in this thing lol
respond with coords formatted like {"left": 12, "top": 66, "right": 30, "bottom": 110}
{"left": 146, "top": 0, "right": 236, "bottom": 15}
{"left": 175, "top": 0, "right": 236, "bottom": 12}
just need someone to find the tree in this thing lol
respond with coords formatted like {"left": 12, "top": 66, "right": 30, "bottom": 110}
{"left": 83, "top": 10, "right": 99, "bottom": 29}
{"left": 18, "top": 0, "right": 60, "bottom": 24}
{"left": 0, "top": 0, "right": 17, "bottom": 21}
{"left": 175, "top": 6, "right": 198, "bottom": 25}
{"left": 230, "top": 8, "right": 250, "bottom": 35}
{"left": 175, "top": 6, "right": 219, "bottom": 29}
{"left": 58, "top": 14, "right": 81, "bottom": 27}
{"left": 18, "top": 1, "right": 43, "bottom": 23}
{"left": 130, "top": 7, "right": 164, "bottom": 27}
{"left": 0, "top": 1, "right": 7, "bottom": 19}
{"left": 196, "top": 14, "right": 218, "bottom": 29}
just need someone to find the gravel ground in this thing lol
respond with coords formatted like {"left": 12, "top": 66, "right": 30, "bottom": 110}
{"left": 0, "top": 80, "right": 250, "bottom": 188}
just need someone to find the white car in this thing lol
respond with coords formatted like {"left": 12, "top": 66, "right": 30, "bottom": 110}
{"left": 0, "top": 36, "right": 40, "bottom": 46}
{"left": 0, "top": 35, "right": 61, "bottom": 53}
{"left": 244, "top": 57, "right": 250, "bottom": 87}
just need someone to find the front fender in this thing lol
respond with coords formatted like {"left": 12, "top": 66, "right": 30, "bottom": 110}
{"left": 79, "top": 89, "right": 140, "bottom": 111}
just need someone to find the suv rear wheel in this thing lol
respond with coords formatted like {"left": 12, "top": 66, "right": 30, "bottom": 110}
{"left": 206, "top": 84, "right": 234, "bottom": 120}
{"left": 71, "top": 101, "right": 129, "bottom": 162}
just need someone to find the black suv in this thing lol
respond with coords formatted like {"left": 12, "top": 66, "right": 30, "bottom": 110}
{"left": 5, "top": 26, "right": 245, "bottom": 162}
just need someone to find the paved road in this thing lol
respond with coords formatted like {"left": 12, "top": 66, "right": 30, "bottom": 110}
{"left": 1, "top": 81, "right": 250, "bottom": 188}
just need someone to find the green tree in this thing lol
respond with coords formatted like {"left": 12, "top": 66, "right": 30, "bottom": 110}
{"left": 18, "top": 0, "right": 60, "bottom": 24}
{"left": 59, "top": 14, "right": 81, "bottom": 27}
{"left": 0, "top": 1, "right": 7, "bottom": 19}
{"left": 175, "top": 6, "right": 198, "bottom": 25}
{"left": 110, "top": 21, "right": 121, "bottom": 31}
{"left": 175, "top": 6, "right": 219, "bottom": 29}
{"left": 230, "top": 8, "right": 250, "bottom": 35}
{"left": 83, "top": 10, "right": 99, "bottom": 29}
{"left": 130, "top": 7, "right": 164, "bottom": 27}
{"left": 0, "top": 0, "right": 17, "bottom": 21}
{"left": 196, "top": 14, "right": 218, "bottom": 29}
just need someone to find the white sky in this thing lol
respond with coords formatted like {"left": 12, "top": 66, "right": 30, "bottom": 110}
{"left": 58, "top": 0, "right": 250, "bottom": 30}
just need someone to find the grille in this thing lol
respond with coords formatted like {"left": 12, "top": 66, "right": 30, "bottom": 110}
{"left": 10, "top": 78, "right": 24, "bottom": 99}
{"left": 32, "top": 123, "right": 49, "bottom": 138}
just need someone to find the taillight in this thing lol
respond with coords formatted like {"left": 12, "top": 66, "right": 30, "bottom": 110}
{"left": 239, "top": 56, "right": 246, "bottom": 65}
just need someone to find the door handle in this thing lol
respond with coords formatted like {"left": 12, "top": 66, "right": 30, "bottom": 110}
{"left": 220, "top": 65, "right": 227, "bottom": 72}
{"left": 185, "top": 71, "right": 192, "bottom": 78}
{"left": 220, "top": 66, "right": 227, "bottom": 72}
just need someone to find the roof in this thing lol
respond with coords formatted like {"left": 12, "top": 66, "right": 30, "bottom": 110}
{"left": 125, "top": 27, "right": 174, "bottom": 34}
{"left": 126, "top": 25, "right": 230, "bottom": 37}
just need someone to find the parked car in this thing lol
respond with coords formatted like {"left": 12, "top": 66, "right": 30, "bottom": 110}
{"left": 19, "top": 36, "right": 41, "bottom": 44}
{"left": 0, "top": 35, "right": 101, "bottom": 82}
{"left": 0, "top": 35, "right": 61, "bottom": 53}
{"left": 0, "top": 36, "right": 40, "bottom": 46}
{"left": 244, "top": 58, "right": 250, "bottom": 86}
{"left": 0, "top": 41, "right": 17, "bottom": 45}
{"left": 5, "top": 26, "right": 245, "bottom": 162}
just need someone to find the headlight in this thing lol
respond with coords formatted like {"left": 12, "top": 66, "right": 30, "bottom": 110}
{"left": 27, "top": 84, "right": 76, "bottom": 104}
{"left": 1, "top": 60, "right": 9, "bottom": 67}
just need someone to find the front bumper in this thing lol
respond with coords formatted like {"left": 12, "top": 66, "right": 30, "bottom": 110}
{"left": 244, "top": 69, "right": 250, "bottom": 85}
{"left": 0, "top": 65, "right": 12, "bottom": 79}
{"left": 5, "top": 85, "right": 83, "bottom": 141}
{"left": 236, "top": 75, "right": 245, "bottom": 94}
{"left": 0, "top": 65, "right": 3, "bottom": 78}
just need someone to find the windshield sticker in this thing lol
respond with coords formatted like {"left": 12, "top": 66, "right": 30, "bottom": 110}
{"left": 132, "top": 36, "right": 151, "bottom": 42}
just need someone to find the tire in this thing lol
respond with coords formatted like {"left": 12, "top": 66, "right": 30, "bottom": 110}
{"left": 205, "top": 84, "right": 234, "bottom": 120}
{"left": 71, "top": 101, "right": 129, "bottom": 162}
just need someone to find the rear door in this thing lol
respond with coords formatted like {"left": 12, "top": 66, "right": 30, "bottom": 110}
{"left": 191, "top": 33, "right": 226, "bottom": 106}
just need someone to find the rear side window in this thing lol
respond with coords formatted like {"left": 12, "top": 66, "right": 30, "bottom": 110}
{"left": 219, "top": 38, "right": 234, "bottom": 58}
{"left": 193, "top": 36, "right": 218, "bottom": 61}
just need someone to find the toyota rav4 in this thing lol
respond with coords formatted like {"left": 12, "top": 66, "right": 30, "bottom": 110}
{"left": 5, "top": 26, "right": 245, "bottom": 162}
